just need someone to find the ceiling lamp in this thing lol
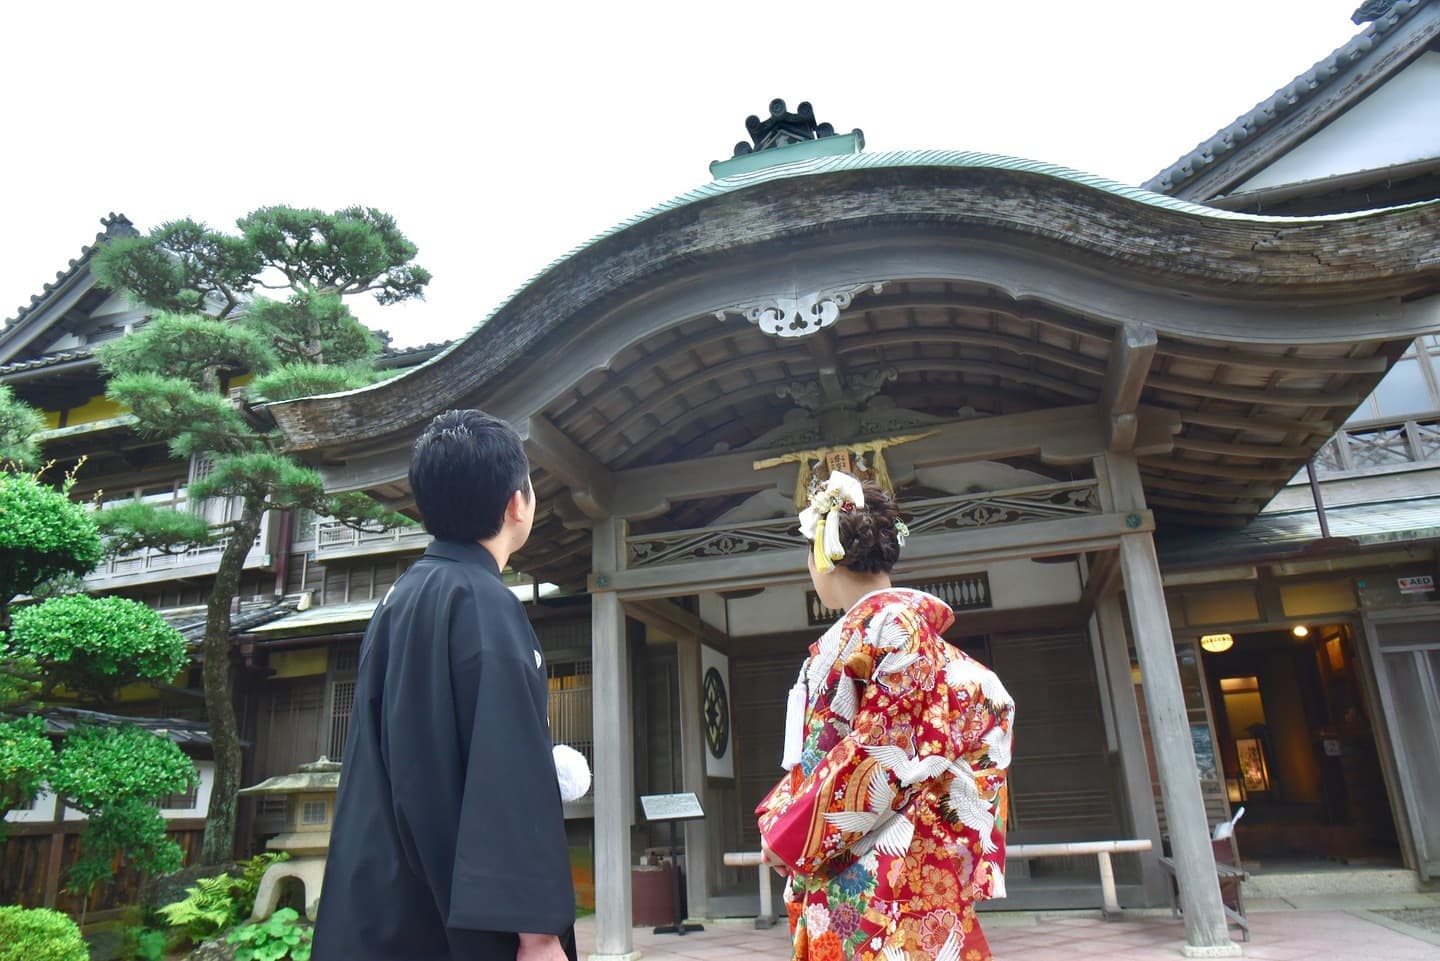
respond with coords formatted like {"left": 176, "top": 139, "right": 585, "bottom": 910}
{"left": 1292, "top": 625, "right": 1310, "bottom": 639}
{"left": 1200, "top": 633, "right": 1235, "bottom": 654}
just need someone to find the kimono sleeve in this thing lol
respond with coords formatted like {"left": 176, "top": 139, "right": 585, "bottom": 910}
{"left": 445, "top": 595, "right": 575, "bottom": 937}
{"left": 758, "top": 604, "right": 943, "bottom": 875}
{"left": 944, "top": 653, "right": 1015, "bottom": 901}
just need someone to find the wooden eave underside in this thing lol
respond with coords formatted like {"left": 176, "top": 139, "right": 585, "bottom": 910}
{"left": 264, "top": 164, "right": 1440, "bottom": 587}
{"left": 307, "top": 282, "right": 1410, "bottom": 588}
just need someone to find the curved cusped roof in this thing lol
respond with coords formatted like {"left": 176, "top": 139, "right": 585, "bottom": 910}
{"left": 267, "top": 148, "right": 1440, "bottom": 583}
{"left": 269, "top": 148, "right": 1440, "bottom": 453}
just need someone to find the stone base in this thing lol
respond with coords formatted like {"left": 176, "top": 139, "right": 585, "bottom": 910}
{"left": 587, "top": 952, "right": 643, "bottom": 961}
{"left": 1179, "top": 943, "right": 1243, "bottom": 958}
{"left": 251, "top": 856, "right": 327, "bottom": 922}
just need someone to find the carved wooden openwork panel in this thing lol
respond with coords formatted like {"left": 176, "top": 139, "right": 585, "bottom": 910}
{"left": 625, "top": 481, "right": 1101, "bottom": 569}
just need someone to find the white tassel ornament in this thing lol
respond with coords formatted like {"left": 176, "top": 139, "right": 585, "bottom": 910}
{"left": 781, "top": 663, "right": 809, "bottom": 771}
{"left": 553, "top": 744, "right": 592, "bottom": 802}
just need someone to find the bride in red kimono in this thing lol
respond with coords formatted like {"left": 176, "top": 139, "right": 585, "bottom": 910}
{"left": 757, "top": 472, "right": 1015, "bottom": 961}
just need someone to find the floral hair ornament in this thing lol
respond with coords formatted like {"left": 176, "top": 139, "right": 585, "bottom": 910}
{"left": 799, "top": 470, "right": 866, "bottom": 574}
{"left": 894, "top": 519, "right": 911, "bottom": 546}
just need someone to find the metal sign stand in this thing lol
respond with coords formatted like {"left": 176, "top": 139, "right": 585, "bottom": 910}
{"left": 638, "top": 792, "right": 706, "bottom": 936}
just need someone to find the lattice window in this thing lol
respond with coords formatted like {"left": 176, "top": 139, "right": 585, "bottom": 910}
{"left": 158, "top": 782, "right": 199, "bottom": 811}
{"left": 301, "top": 800, "right": 328, "bottom": 825}
{"left": 328, "top": 679, "right": 356, "bottom": 761}
{"left": 547, "top": 660, "right": 593, "bottom": 772}
{"left": 807, "top": 572, "right": 992, "bottom": 626}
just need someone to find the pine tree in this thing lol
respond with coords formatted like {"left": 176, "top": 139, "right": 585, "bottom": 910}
{"left": 91, "top": 206, "right": 424, "bottom": 864}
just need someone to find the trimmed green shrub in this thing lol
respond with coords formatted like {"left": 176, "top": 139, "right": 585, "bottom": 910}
{"left": 0, "top": 905, "right": 89, "bottom": 961}
{"left": 0, "top": 470, "right": 102, "bottom": 607}
{"left": 9, "top": 594, "right": 189, "bottom": 700}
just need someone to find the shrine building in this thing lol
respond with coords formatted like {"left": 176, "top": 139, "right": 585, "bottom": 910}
{"left": 267, "top": 93, "right": 1440, "bottom": 959}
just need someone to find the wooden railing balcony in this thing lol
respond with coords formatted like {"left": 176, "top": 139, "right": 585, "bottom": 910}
{"left": 1310, "top": 412, "right": 1440, "bottom": 480}
{"left": 313, "top": 518, "right": 431, "bottom": 560}
{"left": 85, "top": 534, "right": 267, "bottom": 590}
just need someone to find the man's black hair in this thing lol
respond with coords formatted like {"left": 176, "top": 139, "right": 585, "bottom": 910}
{"left": 409, "top": 410, "right": 531, "bottom": 543}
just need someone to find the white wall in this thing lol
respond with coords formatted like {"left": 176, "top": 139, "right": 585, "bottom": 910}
{"left": 5, "top": 759, "right": 214, "bottom": 823}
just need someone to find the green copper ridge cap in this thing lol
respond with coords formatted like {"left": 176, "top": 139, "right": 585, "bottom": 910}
{"left": 275, "top": 149, "right": 1430, "bottom": 406}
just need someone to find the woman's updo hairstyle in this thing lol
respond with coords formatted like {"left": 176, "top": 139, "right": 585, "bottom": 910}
{"left": 836, "top": 481, "right": 904, "bottom": 574}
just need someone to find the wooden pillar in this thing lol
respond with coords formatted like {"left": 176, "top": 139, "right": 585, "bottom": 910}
{"left": 675, "top": 633, "right": 711, "bottom": 921}
{"left": 1105, "top": 451, "right": 1236, "bottom": 956}
{"left": 590, "top": 519, "right": 640, "bottom": 961}
{"left": 1092, "top": 589, "right": 1168, "bottom": 903}
{"left": 1119, "top": 532, "right": 1236, "bottom": 955}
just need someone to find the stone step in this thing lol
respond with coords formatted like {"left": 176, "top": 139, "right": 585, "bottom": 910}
{"left": 1245, "top": 868, "right": 1419, "bottom": 899}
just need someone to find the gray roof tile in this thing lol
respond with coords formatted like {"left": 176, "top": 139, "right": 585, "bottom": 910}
{"left": 1144, "top": 1, "right": 1434, "bottom": 195}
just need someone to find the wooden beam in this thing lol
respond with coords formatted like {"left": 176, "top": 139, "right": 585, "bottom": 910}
{"left": 1079, "top": 549, "right": 1121, "bottom": 616}
{"left": 804, "top": 329, "right": 846, "bottom": 406}
{"left": 837, "top": 327, "right": 1108, "bottom": 378}
{"left": 1146, "top": 374, "right": 1359, "bottom": 408}
{"left": 1101, "top": 324, "right": 1158, "bottom": 452}
{"left": 1141, "top": 459, "right": 1295, "bottom": 482}
{"left": 1171, "top": 436, "right": 1313, "bottom": 460}
{"left": 628, "top": 598, "right": 731, "bottom": 649}
{"left": 609, "top": 405, "right": 1179, "bottom": 518}
{"left": 1146, "top": 494, "right": 1265, "bottom": 516}
{"left": 317, "top": 445, "right": 411, "bottom": 495}
{"left": 1153, "top": 339, "right": 1387, "bottom": 375}
{"left": 597, "top": 511, "right": 1152, "bottom": 600}
{"left": 522, "top": 415, "right": 614, "bottom": 520}
{"left": 1178, "top": 408, "right": 1334, "bottom": 436}
{"left": 1139, "top": 474, "right": 1276, "bottom": 500}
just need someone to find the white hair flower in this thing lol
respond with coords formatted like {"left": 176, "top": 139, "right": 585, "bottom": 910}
{"left": 798, "top": 471, "right": 866, "bottom": 573}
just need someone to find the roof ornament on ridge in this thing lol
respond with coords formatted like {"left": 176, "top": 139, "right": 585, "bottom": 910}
{"left": 731, "top": 99, "right": 862, "bottom": 156}
{"left": 1353, "top": 0, "right": 1403, "bottom": 23}
{"left": 710, "top": 99, "right": 865, "bottom": 179}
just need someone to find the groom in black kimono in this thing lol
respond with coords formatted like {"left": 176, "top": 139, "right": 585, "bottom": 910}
{"left": 314, "top": 410, "right": 577, "bottom": 961}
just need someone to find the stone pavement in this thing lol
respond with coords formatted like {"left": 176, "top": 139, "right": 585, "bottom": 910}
{"left": 576, "top": 895, "right": 1440, "bottom": 960}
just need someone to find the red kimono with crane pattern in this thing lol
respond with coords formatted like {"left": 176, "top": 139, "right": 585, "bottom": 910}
{"left": 757, "top": 589, "right": 1014, "bottom": 961}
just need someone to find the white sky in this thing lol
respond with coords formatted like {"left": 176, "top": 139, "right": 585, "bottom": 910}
{"left": 2, "top": 0, "right": 1366, "bottom": 348}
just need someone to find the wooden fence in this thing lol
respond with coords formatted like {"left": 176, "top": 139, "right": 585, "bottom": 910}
{"left": 1, "top": 818, "right": 206, "bottom": 919}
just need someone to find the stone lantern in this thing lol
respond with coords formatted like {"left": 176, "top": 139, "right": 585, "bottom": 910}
{"left": 237, "top": 756, "right": 340, "bottom": 921}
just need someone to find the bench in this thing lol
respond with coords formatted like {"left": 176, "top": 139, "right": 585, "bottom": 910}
{"left": 724, "top": 838, "right": 1153, "bottom": 928}
{"left": 1157, "top": 836, "right": 1250, "bottom": 942}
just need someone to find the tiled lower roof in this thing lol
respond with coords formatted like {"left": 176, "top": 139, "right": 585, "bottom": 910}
{"left": 161, "top": 598, "right": 296, "bottom": 644}
{"left": 39, "top": 705, "right": 211, "bottom": 746}
{"left": 0, "top": 348, "right": 94, "bottom": 377}
{"left": 1, "top": 340, "right": 449, "bottom": 381}
{"left": 1159, "top": 493, "right": 1440, "bottom": 567}
{"left": 1144, "top": 1, "right": 1434, "bottom": 196}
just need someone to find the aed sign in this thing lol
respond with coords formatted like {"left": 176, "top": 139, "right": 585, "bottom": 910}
{"left": 1398, "top": 575, "right": 1435, "bottom": 594}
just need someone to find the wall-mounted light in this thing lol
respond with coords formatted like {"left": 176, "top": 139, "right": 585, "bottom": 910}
{"left": 1200, "top": 633, "right": 1235, "bottom": 654}
{"left": 1292, "top": 625, "right": 1310, "bottom": 639}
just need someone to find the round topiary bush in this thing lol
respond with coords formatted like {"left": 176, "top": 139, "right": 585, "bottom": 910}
{"left": 0, "top": 905, "right": 89, "bottom": 961}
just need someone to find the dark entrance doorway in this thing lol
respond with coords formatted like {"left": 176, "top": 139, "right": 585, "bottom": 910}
{"left": 1200, "top": 624, "right": 1400, "bottom": 866}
